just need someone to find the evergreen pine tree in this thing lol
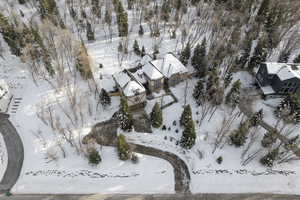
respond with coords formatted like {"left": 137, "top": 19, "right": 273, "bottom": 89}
{"left": 138, "top": 25, "right": 144, "bottom": 36}
{"left": 248, "top": 38, "right": 268, "bottom": 71}
{"left": 141, "top": 46, "right": 146, "bottom": 57}
{"left": 230, "top": 121, "right": 249, "bottom": 147}
{"left": 18, "top": 0, "right": 26, "bottom": 4}
{"left": 180, "top": 42, "right": 191, "bottom": 66}
{"left": 193, "top": 79, "right": 205, "bottom": 105}
{"left": 0, "top": 12, "right": 22, "bottom": 56}
{"left": 261, "top": 131, "right": 277, "bottom": 148}
{"left": 275, "top": 94, "right": 300, "bottom": 124}
{"left": 191, "top": 38, "right": 207, "bottom": 77}
{"left": 225, "top": 80, "right": 241, "bottom": 108}
{"left": 119, "top": 97, "right": 133, "bottom": 131}
{"left": 86, "top": 21, "right": 95, "bottom": 41}
{"left": 88, "top": 148, "right": 102, "bottom": 165}
{"left": 294, "top": 54, "right": 300, "bottom": 63}
{"left": 260, "top": 148, "right": 279, "bottom": 167}
{"left": 117, "top": 134, "right": 131, "bottom": 160}
{"left": 150, "top": 102, "right": 163, "bottom": 128}
{"left": 161, "top": 0, "right": 171, "bottom": 22}
{"left": 249, "top": 109, "right": 263, "bottom": 127}
{"left": 224, "top": 70, "right": 233, "bottom": 88}
{"left": 100, "top": 88, "right": 111, "bottom": 108}
{"left": 104, "top": 8, "right": 112, "bottom": 26}
{"left": 278, "top": 51, "right": 290, "bottom": 63}
{"left": 180, "top": 105, "right": 192, "bottom": 127}
{"left": 180, "top": 116, "right": 196, "bottom": 149}
{"left": 133, "top": 40, "right": 141, "bottom": 55}
{"left": 256, "top": 0, "right": 270, "bottom": 24}
{"left": 113, "top": 0, "right": 128, "bottom": 37}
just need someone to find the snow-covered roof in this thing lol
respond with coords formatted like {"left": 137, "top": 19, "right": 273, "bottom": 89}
{"left": 132, "top": 69, "right": 146, "bottom": 84}
{"left": 140, "top": 55, "right": 153, "bottom": 66}
{"left": 265, "top": 63, "right": 285, "bottom": 74}
{"left": 123, "top": 81, "right": 146, "bottom": 97}
{"left": 261, "top": 86, "right": 275, "bottom": 95}
{"left": 265, "top": 62, "right": 300, "bottom": 81}
{"left": 151, "top": 53, "right": 188, "bottom": 78}
{"left": 143, "top": 62, "right": 164, "bottom": 80}
{"left": 113, "top": 71, "right": 131, "bottom": 88}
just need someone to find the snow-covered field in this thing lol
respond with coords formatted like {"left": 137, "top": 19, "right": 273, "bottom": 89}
{"left": 13, "top": 146, "right": 173, "bottom": 194}
{"left": 0, "top": 133, "right": 7, "bottom": 181}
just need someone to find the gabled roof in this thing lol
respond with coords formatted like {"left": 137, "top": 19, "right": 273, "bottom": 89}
{"left": 151, "top": 53, "right": 188, "bottom": 78}
{"left": 113, "top": 71, "right": 146, "bottom": 97}
{"left": 143, "top": 62, "right": 164, "bottom": 80}
{"left": 123, "top": 81, "right": 145, "bottom": 97}
{"left": 113, "top": 71, "right": 131, "bottom": 88}
{"left": 264, "top": 62, "right": 300, "bottom": 81}
{"left": 140, "top": 55, "right": 153, "bottom": 66}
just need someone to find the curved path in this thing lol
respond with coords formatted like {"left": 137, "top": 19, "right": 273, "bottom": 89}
{"left": 0, "top": 113, "right": 24, "bottom": 193}
{"left": 85, "top": 119, "right": 191, "bottom": 193}
{"left": 130, "top": 143, "right": 190, "bottom": 193}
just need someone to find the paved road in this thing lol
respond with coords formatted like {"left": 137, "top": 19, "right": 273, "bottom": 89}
{"left": 1, "top": 193, "right": 300, "bottom": 200}
{"left": 0, "top": 113, "right": 24, "bottom": 193}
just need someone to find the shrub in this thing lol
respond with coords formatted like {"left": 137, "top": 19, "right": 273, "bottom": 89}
{"left": 216, "top": 156, "right": 223, "bottom": 164}
{"left": 260, "top": 148, "right": 279, "bottom": 167}
{"left": 88, "top": 148, "right": 102, "bottom": 165}
{"left": 131, "top": 153, "right": 139, "bottom": 164}
{"left": 117, "top": 134, "right": 131, "bottom": 161}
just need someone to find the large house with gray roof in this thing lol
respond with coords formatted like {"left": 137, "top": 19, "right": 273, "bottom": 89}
{"left": 112, "top": 53, "right": 188, "bottom": 107}
{"left": 256, "top": 62, "right": 300, "bottom": 97}
{"left": 138, "top": 53, "right": 188, "bottom": 92}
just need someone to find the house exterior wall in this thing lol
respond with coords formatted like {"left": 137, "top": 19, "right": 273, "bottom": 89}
{"left": 167, "top": 72, "right": 188, "bottom": 87}
{"left": 143, "top": 73, "right": 164, "bottom": 92}
{"left": 256, "top": 64, "right": 272, "bottom": 87}
{"left": 126, "top": 92, "right": 147, "bottom": 107}
{"left": 271, "top": 76, "right": 300, "bottom": 94}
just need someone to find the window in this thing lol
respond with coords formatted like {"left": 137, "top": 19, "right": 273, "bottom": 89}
{"left": 154, "top": 79, "right": 161, "bottom": 89}
{"left": 288, "top": 82, "right": 292, "bottom": 87}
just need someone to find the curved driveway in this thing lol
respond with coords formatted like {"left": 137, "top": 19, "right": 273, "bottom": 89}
{"left": 0, "top": 113, "right": 24, "bottom": 193}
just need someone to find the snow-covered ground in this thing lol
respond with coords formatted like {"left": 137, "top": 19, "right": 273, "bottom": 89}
{"left": 13, "top": 146, "right": 173, "bottom": 194}
{"left": 0, "top": 133, "right": 8, "bottom": 181}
